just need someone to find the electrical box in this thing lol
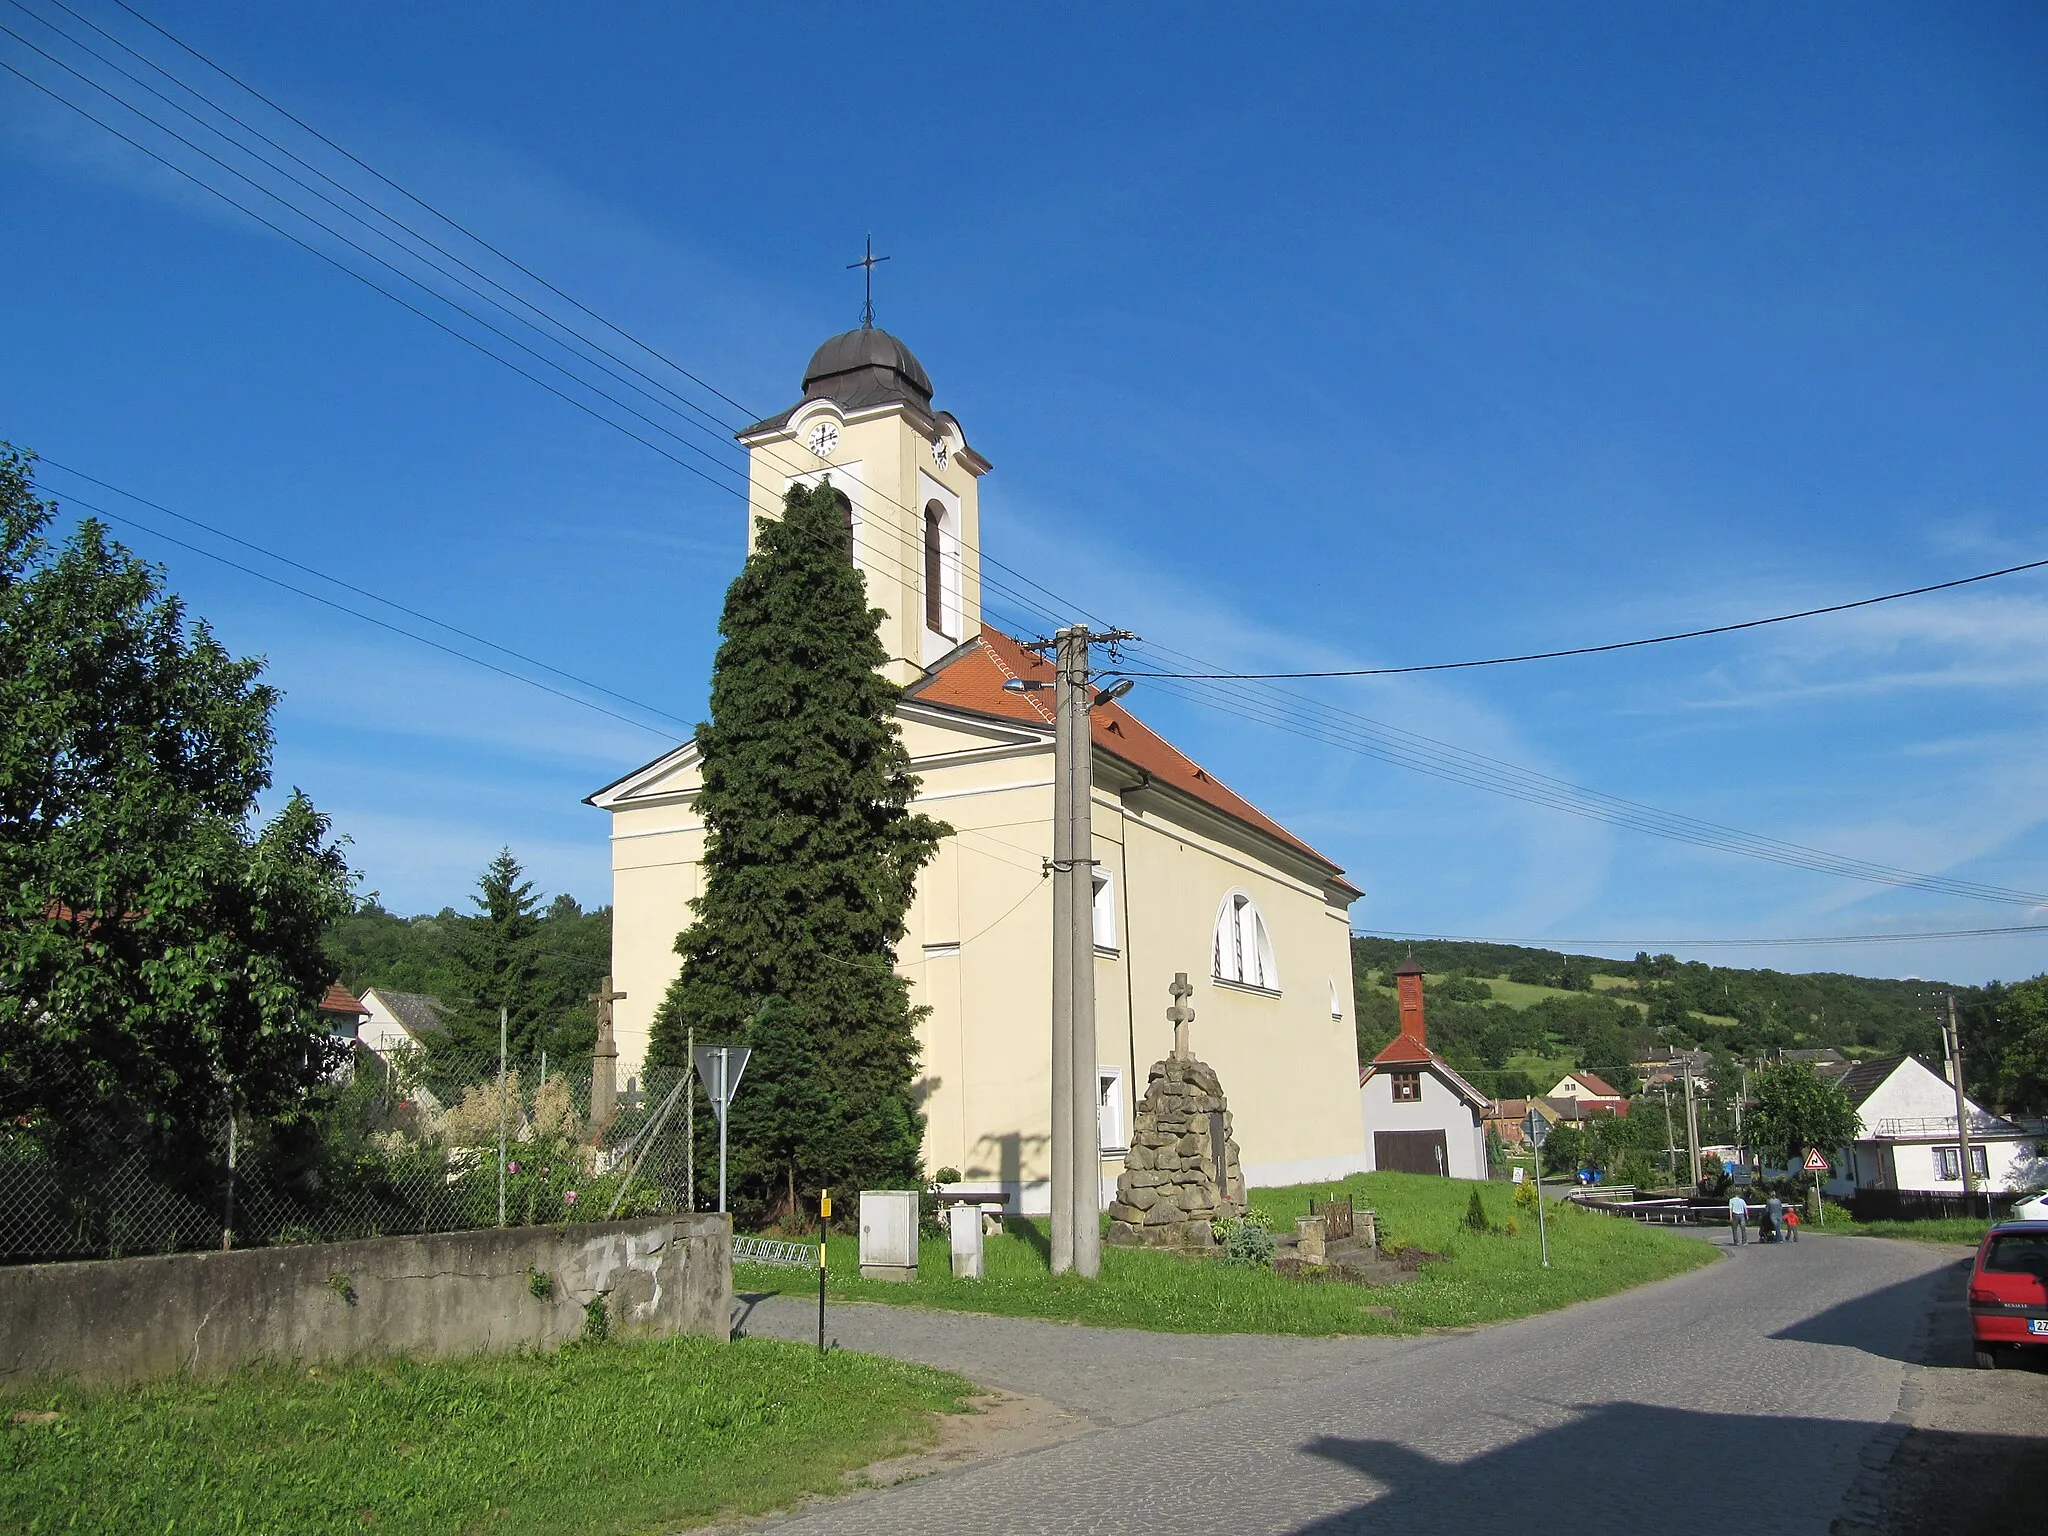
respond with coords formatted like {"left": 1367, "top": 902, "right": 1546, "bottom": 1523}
{"left": 858, "top": 1190, "right": 919, "bottom": 1281}
{"left": 947, "top": 1202, "right": 984, "bottom": 1280}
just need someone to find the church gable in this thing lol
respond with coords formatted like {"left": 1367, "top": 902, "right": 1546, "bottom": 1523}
{"left": 585, "top": 740, "right": 702, "bottom": 811}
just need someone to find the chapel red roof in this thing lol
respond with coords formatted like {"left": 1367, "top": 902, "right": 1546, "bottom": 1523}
{"left": 908, "top": 627, "right": 1358, "bottom": 894}
{"left": 319, "top": 982, "right": 367, "bottom": 1017}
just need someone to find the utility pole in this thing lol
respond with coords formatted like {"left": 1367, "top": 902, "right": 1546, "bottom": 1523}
{"left": 497, "top": 1005, "right": 509, "bottom": 1228}
{"left": 1028, "top": 624, "right": 1133, "bottom": 1279}
{"left": 1660, "top": 1085, "right": 1676, "bottom": 1179}
{"left": 1683, "top": 1057, "right": 1702, "bottom": 1190}
{"left": 1946, "top": 995, "right": 1978, "bottom": 1200}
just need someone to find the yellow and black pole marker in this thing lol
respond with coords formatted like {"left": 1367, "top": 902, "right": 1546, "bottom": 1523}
{"left": 817, "top": 1190, "right": 830, "bottom": 1354}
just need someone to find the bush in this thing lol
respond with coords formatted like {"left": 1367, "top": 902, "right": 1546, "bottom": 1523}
{"left": 1464, "top": 1187, "right": 1492, "bottom": 1233}
{"left": 1514, "top": 1177, "right": 1539, "bottom": 1211}
{"left": 1215, "top": 1213, "right": 1275, "bottom": 1269}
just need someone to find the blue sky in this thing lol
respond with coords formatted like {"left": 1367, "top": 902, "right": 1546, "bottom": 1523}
{"left": 3, "top": 3, "right": 2046, "bottom": 984}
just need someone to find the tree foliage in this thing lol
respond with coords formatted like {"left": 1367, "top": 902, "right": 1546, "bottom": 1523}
{"left": 648, "top": 482, "right": 946, "bottom": 1220}
{"left": 322, "top": 860, "right": 610, "bottom": 1066}
{"left": 0, "top": 446, "right": 353, "bottom": 1166}
{"left": 1745, "top": 1061, "right": 1859, "bottom": 1166}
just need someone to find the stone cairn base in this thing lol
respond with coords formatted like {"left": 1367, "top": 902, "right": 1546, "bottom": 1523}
{"left": 1105, "top": 1054, "right": 1245, "bottom": 1249}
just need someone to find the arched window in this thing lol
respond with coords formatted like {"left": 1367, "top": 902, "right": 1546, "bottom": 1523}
{"left": 827, "top": 487, "right": 854, "bottom": 554}
{"left": 1212, "top": 891, "right": 1279, "bottom": 992}
{"left": 924, "top": 501, "right": 947, "bottom": 634}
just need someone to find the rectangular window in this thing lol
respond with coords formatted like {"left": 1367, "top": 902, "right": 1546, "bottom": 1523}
{"left": 1092, "top": 871, "right": 1117, "bottom": 952}
{"left": 1098, "top": 1067, "right": 1126, "bottom": 1153}
{"left": 1392, "top": 1071, "right": 1421, "bottom": 1103}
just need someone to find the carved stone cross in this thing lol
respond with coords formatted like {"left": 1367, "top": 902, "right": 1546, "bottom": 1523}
{"left": 1167, "top": 971, "right": 1195, "bottom": 1060}
{"left": 589, "top": 976, "right": 627, "bottom": 1130}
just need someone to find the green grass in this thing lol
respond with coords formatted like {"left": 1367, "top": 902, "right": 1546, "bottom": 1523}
{"left": 0, "top": 1334, "right": 972, "bottom": 1536}
{"left": 1816, "top": 1214, "right": 1995, "bottom": 1246}
{"left": 740, "top": 1172, "right": 1714, "bottom": 1337}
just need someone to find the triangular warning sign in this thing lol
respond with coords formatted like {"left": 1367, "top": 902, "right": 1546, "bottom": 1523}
{"left": 1803, "top": 1147, "right": 1830, "bottom": 1172}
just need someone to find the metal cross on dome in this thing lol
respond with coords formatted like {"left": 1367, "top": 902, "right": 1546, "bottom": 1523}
{"left": 847, "top": 235, "right": 890, "bottom": 329}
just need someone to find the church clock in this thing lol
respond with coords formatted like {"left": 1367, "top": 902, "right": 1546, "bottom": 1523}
{"left": 931, "top": 438, "right": 950, "bottom": 469}
{"left": 805, "top": 420, "right": 840, "bottom": 457}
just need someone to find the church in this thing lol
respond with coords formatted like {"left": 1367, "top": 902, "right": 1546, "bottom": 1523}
{"left": 588, "top": 324, "right": 1369, "bottom": 1212}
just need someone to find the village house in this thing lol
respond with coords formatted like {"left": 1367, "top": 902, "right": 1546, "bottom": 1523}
{"left": 1546, "top": 1070, "right": 1630, "bottom": 1117}
{"left": 355, "top": 987, "right": 447, "bottom": 1059}
{"left": 1830, "top": 1054, "right": 2042, "bottom": 1196}
{"left": 1358, "top": 959, "right": 1489, "bottom": 1178}
{"left": 589, "top": 325, "right": 1367, "bottom": 1212}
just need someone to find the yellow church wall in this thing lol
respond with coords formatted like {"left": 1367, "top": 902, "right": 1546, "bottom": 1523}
{"left": 605, "top": 793, "right": 704, "bottom": 1072}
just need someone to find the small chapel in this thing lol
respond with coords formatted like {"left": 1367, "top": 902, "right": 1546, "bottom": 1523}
{"left": 588, "top": 322, "right": 1368, "bottom": 1212}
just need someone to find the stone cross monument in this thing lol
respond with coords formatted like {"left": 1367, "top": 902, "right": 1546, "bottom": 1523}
{"left": 1105, "top": 974, "right": 1246, "bottom": 1248}
{"left": 589, "top": 976, "right": 626, "bottom": 1132}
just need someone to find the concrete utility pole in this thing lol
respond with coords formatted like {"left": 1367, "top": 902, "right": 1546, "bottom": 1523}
{"left": 1682, "top": 1058, "right": 1702, "bottom": 1189}
{"left": 1946, "top": 994, "right": 1978, "bottom": 1199}
{"left": 1037, "top": 624, "right": 1133, "bottom": 1279}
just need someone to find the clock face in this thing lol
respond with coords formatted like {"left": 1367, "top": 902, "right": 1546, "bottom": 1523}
{"left": 931, "top": 438, "right": 950, "bottom": 469}
{"left": 805, "top": 420, "right": 840, "bottom": 457}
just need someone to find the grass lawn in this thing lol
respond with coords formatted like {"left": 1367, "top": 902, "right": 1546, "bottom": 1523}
{"left": 1816, "top": 1214, "right": 1995, "bottom": 1246}
{"left": 0, "top": 1334, "right": 972, "bottom": 1536}
{"left": 739, "top": 1172, "right": 1714, "bottom": 1337}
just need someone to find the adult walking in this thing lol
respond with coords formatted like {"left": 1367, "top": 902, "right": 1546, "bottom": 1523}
{"left": 1764, "top": 1193, "right": 1785, "bottom": 1244}
{"left": 1728, "top": 1191, "right": 1750, "bottom": 1245}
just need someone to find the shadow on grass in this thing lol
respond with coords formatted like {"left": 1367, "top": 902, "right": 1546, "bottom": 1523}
{"left": 1003, "top": 1215, "right": 1051, "bottom": 1264}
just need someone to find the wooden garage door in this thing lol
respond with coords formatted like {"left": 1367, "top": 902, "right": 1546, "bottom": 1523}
{"left": 1375, "top": 1129, "right": 1449, "bottom": 1176}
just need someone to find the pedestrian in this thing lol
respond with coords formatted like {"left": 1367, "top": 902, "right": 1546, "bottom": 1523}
{"left": 1765, "top": 1193, "right": 1785, "bottom": 1244}
{"left": 1785, "top": 1207, "right": 1800, "bottom": 1243}
{"left": 1728, "top": 1192, "right": 1749, "bottom": 1245}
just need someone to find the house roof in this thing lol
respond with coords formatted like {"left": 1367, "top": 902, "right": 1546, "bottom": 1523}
{"left": 1836, "top": 1054, "right": 1906, "bottom": 1108}
{"left": 363, "top": 987, "right": 448, "bottom": 1040}
{"left": 1360, "top": 1033, "right": 1490, "bottom": 1111}
{"left": 319, "top": 982, "right": 367, "bottom": 1018}
{"left": 1566, "top": 1071, "right": 1623, "bottom": 1099}
{"left": 907, "top": 627, "right": 1358, "bottom": 894}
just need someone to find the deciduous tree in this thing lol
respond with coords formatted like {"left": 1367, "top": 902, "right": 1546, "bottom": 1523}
{"left": 0, "top": 446, "right": 353, "bottom": 1168}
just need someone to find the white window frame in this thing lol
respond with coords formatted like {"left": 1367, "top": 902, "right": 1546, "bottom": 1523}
{"left": 1212, "top": 889, "right": 1279, "bottom": 993}
{"left": 1092, "top": 869, "right": 1118, "bottom": 953}
{"left": 1098, "top": 1066, "right": 1126, "bottom": 1154}
{"left": 1935, "top": 1145, "right": 1988, "bottom": 1182}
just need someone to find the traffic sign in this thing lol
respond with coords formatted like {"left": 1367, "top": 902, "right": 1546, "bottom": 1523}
{"left": 1803, "top": 1147, "right": 1830, "bottom": 1173}
{"left": 1522, "top": 1109, "right": 1551, "bottom": 1148}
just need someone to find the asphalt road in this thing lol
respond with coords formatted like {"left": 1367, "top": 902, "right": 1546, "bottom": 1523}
{"left": 735, "top": 1230, "right": 1995, "bottom": 1535}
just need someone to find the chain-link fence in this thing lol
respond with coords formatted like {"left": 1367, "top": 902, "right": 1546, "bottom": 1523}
{"left": 0, "top": 1041, "right": 700, "bottom": 1264}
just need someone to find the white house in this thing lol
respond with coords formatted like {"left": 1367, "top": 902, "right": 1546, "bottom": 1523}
{"left": 1359, "top": 959, "right": 1489, "bottom": 1179}
{"left": 1546, "top": 1071, "right": 1629, "bottom": 1116}
{"left": 1833, "top": 1054, "right": 2042, "bottom": 1195}
{"left": 356, "top": 987, "right": 448, "bottom": 1060}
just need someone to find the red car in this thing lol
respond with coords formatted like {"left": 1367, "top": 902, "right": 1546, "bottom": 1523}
{"left": 1969, "top": 1221, "right": 2048, "bottom": 1369}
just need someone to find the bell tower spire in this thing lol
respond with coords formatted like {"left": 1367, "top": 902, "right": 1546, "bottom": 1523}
{"left": 735, "top": 321, "right": 993, "bottom": 685}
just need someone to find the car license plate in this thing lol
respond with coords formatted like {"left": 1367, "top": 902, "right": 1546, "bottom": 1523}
{"left": 2030, "top": 1319, "right": 2048, "bottom": 1336}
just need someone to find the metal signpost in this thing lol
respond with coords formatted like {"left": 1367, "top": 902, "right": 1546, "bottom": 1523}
{"left": 817, "top": 1190, "right": 831, "bottom": 1354}
{"left": 1523, "top": 1109, "right": 1552, "bottom": 1269}
{"left": 692, "top": 1045, "right": 752, "bottom": 1214}
{"left": 1804, "top": 1147, "right": 1830, "bottom": 1226}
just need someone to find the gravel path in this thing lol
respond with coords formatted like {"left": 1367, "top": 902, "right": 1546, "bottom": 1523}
{"left": 734, "top": 1230, "right": 2007, "bottom": 1534}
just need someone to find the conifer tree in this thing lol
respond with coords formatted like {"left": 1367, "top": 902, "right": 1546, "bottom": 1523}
{"left": 650, "top": 482, "right": 945, "bottom": 1218}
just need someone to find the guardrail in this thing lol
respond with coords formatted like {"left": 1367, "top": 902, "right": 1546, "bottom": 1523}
{"left": 732, "top": 1235, "right": 819, "bottom": 1269}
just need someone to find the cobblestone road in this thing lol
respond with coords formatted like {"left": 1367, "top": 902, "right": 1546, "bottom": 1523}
{"left": 738, "top": 1232, "right": 1981, "bottom": 1534}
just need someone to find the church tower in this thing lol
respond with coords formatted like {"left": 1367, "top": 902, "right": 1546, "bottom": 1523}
{"left": 737, "top": 327, "right": 990, "bottom": 685}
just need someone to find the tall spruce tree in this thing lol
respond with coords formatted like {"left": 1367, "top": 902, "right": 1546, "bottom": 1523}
{"left": 649, "top": 481, "right": 945, "bottom": 1220}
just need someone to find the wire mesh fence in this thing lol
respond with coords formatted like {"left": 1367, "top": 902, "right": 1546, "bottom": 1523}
{"left": 0, "top": 1041, "right": 701, "bottom": 1264}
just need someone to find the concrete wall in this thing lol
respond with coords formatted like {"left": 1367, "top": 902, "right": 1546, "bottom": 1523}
{"left": 0, "top": 1214, "right": 730, "bottom": 1388}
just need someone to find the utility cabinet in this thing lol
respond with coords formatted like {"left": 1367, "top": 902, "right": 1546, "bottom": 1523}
{"left": 947, "top": 1202, "right": 984, "bottom": 1280}
{"left": 858, "top": 1190, "right": 919, "bottom": 1282}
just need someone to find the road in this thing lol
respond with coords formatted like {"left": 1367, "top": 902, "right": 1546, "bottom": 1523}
{"left": 734, "top": 1230, "right": 2039, "bottom": 1535}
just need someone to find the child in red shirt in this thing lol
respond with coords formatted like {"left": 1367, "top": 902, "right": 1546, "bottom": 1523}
{"left": 1785, "top": 1208, "right": 1801, "bottom": 1242}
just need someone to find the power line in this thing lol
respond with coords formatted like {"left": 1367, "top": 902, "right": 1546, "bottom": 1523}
{"left": 13, "top": 5, "right": 2042, "bottom": 911}
{"left": 1355, "top": 925, "right": 2048, "bottom": 950}
{"left": 1120, "top": 558, "right": 2048, "bottom": 679}
{"left": 9, "top": 0, "right": 1109, "bottom": 640}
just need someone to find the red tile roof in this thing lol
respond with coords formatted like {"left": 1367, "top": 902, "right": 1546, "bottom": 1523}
{"left": 319, "top": 982, "right": 367, "bottom": 1017}
{"left": 1359, "top": 1029, "right": 1489, "bottom": 1110}
{"left": 1567, "top": 1071, "right": 1623, "bottom": 1099}
{"left": 908, "top": 627, "right": 1357, "bottom": 892}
